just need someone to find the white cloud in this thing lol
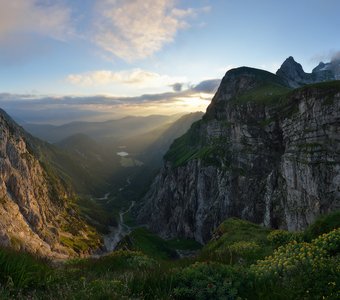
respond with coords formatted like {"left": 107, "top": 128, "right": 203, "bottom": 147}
{"left": 93, "top": 0, "right": 210, "bottom": 61}
{"left": 66, "top": 69, "right": 187, "bottom": 88}
{"left": 0, "top": 0, "right": 72, "bottom": 42}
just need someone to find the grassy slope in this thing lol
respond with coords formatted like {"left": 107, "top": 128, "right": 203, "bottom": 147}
{"left": 117, "top": 227, "right": 202, "bottom": 260}
{"left": 1, "top": 211, "right": 339, "bottom": 299}
{"left": 200, "top": 218, "right": 273, "bottom": 264}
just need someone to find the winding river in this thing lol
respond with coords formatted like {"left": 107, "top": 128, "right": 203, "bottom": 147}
{"left": 103, "top": 200, "right": 135, "bottom": 251}
{"left": 96, "top": 177, "right": 135, "bottom": 252}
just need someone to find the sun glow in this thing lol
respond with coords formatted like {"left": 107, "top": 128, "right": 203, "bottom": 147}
{"left": 175, "top": 93, "right": 212, "bottom": 110}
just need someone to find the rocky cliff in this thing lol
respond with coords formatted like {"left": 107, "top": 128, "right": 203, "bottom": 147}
{"left": 0, "top": 109, "right": 100, "bottom": 257}
{"left": 139, "top": 61, "right": 340, "bottom": 244}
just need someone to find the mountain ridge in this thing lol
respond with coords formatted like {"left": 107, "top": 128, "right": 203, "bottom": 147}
{"left": 138, "top": 59, "right": 340, "bottom": 243}
{"left": 0, "top": 109, "right": 100, "bottom": 257}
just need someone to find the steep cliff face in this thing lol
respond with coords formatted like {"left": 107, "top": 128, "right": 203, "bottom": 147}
{"left": 139, "top": 66, "right": 340, "bottom": 244}
{"left": 0, "top": 109, "right": 100, "bottom": 257}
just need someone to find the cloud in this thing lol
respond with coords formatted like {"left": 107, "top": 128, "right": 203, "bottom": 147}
{"left": 0, "top": 0, "right": 72, "bottom": 42}
{"left": 66, "top": 69, "right": 187, "bottom": 88}
{"left": 0, "top": 0, "right": 72, "bottom": 65}
{"left": 192, "top": 79, "right": 221, "bottom": 93}
{"left": 0, "top": 1, "right": 210, "bottom": 63}
{"left": 0, "top": 78, "right": 220, "bottom": 124}
{"left": 331, "top": 51, "right": 340, "bottom": 63}
{"left": 93, "top": 0, "right": 210, "bottom": 61}
{"left": 171, "top": 83, "right": 185, "bottom": 92}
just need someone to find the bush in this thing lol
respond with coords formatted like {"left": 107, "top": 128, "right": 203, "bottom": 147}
{"left": 251, "top": 228, "right": 340, "bottom": 299}
{"left": 172, "top": 262, "right": 246, "bottom": 300}
{"left": 72, "top": 250, "right": 158, "bottom": 273}
{"left": 304, "top": 210, "right": 340, "bottom": 241}
{"left": 215, "top": 241, "right": 262, "bottom": 265}
{"left": 267, "top": 230, "right": 303, "bottom": 248}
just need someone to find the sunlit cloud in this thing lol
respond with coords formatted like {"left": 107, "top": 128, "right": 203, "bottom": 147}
{"left": 66, "top": 69, "right": 187, "bottom": 88}
{"left": 93, "top": 0, "right": 210, "bottom": 61}
{"left": 0, "top": 0, "right": 72, "bottom": 42}
{"left": 0, "top": 0, "right": 210, "bottom": 63}
{"left": 0, "top": 79, "right": 220, "bottom": 124}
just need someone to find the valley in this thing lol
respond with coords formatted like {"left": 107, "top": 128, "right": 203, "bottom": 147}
{"left": 2, "top": 1, "right": 339, "bottom": 298}
{"left": 1, "top": 57, "right": 339, "bottom": 299}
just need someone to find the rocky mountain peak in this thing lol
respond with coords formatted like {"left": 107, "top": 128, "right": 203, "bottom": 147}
{"left": 312, "top": 62, "right": 327, "bottom": 73}
{"left": 214, "top": 67, "right": 284, "bottom": 101}
{"left": 277, "top": 56, "right": 340, "bottom": 87}
{"left": 312, "top": 59, "right": 340, "bottom": 80}
{"left": 276, "top": 56, "right": 312, "bottom": 88}
{"left": 205, "top": 67, "right": 287, "bottom": 119}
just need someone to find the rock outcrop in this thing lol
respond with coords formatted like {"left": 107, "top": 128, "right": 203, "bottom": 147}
{"left": 0, "top": 109, "right": 100, "bottom": 257}
{"left": 139, "top": 61, "right": 340, "bottom": 244}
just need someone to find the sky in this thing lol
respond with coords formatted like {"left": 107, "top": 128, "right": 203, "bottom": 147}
{"left": 0, "top": 0, "right": 339, "bottom": 124}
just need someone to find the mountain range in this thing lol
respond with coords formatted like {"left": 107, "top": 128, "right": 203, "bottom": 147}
{"left": 0, "top": 56, "right": 339, "bottom": 257}
{"left": 138, "top": 58, "right": 340, "bottom": 243}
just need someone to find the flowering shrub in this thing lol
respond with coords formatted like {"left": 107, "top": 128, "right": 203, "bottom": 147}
{"left": 312, "top": 228, "right": 340, "bottom": 254}
{"left": 267, "top": 229, "right": 303, "bottom": 248}
{"left": 214, "top": 241, "right": 262, "bottom": 264}
{"left": 252, "top": 228, "right": 339, "bottom": 277}
{"left": 251, "top": 228, "right": 340, "bottom": 299}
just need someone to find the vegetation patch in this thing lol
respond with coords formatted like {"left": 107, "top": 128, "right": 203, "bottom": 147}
{"left": 117, "top": 227, "right": 202, "bottom": 260}
{"left": 164, "top": 122, "right": 230, "bottom": 168}
{"left": 231, "top": 83, "right": 291, "bottom": 105}
{"left": 1, "top": 211, "right": 339, "bottom": 299}
{"left": 0, "top": 247, "right": 52, "bottom": 289}
{"left": 201, "top": 218, "right": 273, "bottom": 264}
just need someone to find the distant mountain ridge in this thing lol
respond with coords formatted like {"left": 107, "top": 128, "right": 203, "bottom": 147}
{"left": 23, "top": 114, "right": 184, "bottom": 143}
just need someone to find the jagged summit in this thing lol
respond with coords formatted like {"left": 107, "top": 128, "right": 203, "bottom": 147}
{"left": 276, "top": 56, "right": 340, "bottom": 87}
{"left": 312, "top": 60, "right": 340, "bottom": 80}
{"left": 276, "top": 56, "right": 313, "bottom": 88}
{"left": 312, "top": 62, "right": 327, "bottom": 73}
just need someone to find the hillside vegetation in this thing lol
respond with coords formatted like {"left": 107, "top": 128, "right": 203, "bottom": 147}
{"left": 1, "top": 211, "right": 339, "bottom": 299}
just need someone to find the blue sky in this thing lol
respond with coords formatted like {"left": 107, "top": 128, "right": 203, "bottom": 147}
{"left": 0, "top": 0, "right": 339, "bottom": 123}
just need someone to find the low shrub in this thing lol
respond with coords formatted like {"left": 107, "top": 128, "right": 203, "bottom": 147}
{"left": 267, "top": 229, "right": 304, "bottom": 248}
{"left": 251, "top": 228, "right": 340, "bottom": 299}
{"left": 215, "top": 241, "right": 262, "bottom": 265}
{"left": 172, "top": 262, "right": 247, "bottom": 300}
{"left": 304, "top": 210, "right": 340, "bottom": 241}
